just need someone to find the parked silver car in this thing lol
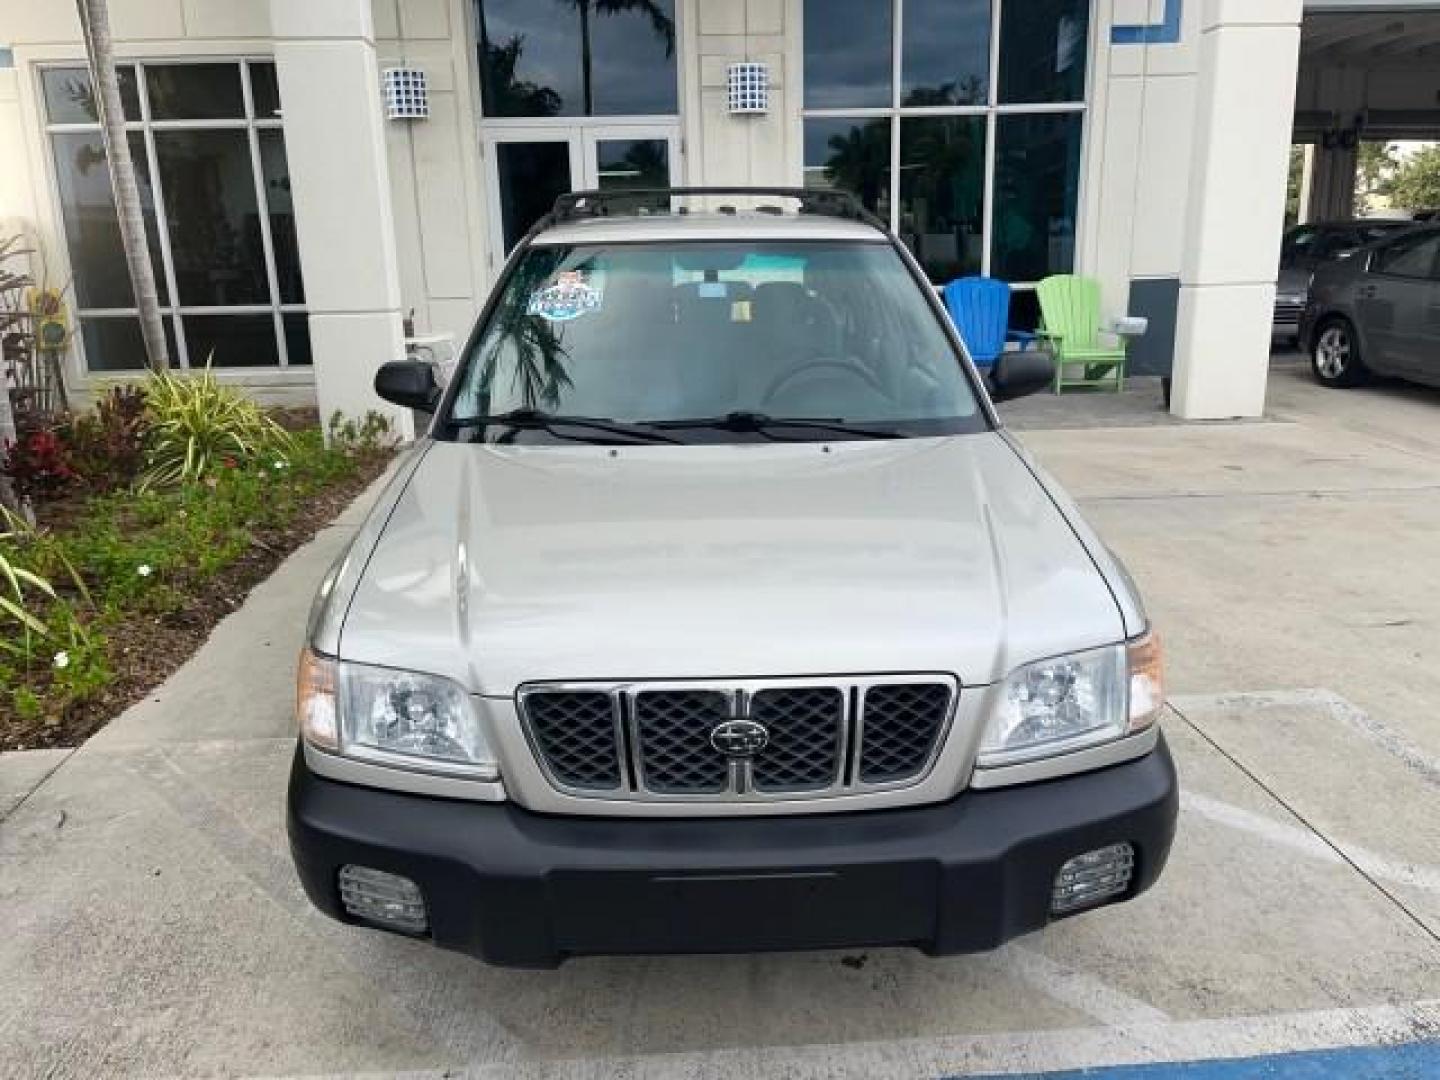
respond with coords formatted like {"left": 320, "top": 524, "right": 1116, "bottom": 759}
{"left": 1275, "top": 220, "right": 1410, "bottom": 343}
{"left": 1301, "top": 223, "right": 1440, "bottom": 389}
{"left": 287, "top": 187, "right": 1177, "bottom": 967}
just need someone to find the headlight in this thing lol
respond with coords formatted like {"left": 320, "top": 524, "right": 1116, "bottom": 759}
{"left": 296, "top": 649, "right": 499, "bottom": 780}
{"left": 978, "top": 632, "right": 1164, "bottom": 768}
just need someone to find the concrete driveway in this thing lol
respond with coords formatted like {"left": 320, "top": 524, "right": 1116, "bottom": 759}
{"left": 2, "top": 359, "right": 1438, "bottom": 1078}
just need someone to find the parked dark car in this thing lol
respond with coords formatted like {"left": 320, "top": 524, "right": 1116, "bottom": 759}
{"left": 1300, "top": 224, "right": 1440, "bottom": 389}
{"left": 1275, "top": 220, "right": 1411, "bottom": 343}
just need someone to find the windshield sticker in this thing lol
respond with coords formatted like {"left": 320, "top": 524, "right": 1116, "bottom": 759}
{"left": 528, "top": 271, "right": 603, "bottom": 322}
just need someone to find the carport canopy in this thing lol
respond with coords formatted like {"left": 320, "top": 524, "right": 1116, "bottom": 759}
{"left": 1296, "top": 1, "right": 1440, "bottom": 218}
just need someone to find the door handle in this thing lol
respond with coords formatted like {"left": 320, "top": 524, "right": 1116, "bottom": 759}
{"left": 1358, "top": 285, "right": 1378, "bottom": 299}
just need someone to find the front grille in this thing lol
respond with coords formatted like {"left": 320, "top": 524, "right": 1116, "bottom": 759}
{"left": 518, "top": 676, "right": 955, "bottom": 802}
{"left": 1274, "top": 301, "right": 1304, "bottom": 323}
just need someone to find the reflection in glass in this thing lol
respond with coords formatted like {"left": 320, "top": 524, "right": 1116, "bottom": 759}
{"left": 992, "top": 113, "right": 1082, "bottom": 281}
{"left": 50, "top": 132, "right": 168, "bottom": 308}
{"left": 154, "top": 129, "right": 270, "bottom": 306}
{"left": 803, "top": 0, "right": 892, "bottom": 108}
{"left": 80, "top": 316, "right": 176, "bottom": 372}
{"left": 476, "top": 0, "right": 676, "bottom": 117}
{"left": 594, "top": 139, "right": 669, "bottom": 190}
{"left": 182, "top": 313, "right": 282, "bottom": 367}
{"left": 474, "top": 247, "right": 574, "bottom": 412}
{"left": 259, "top": 131, "right": 304, "bottom": 304}
{"left": 145, "top": 63, "right": 245, "bottom": 120}
{"left": 804, "top": 118, "right": 891, "bottom": 217}
{"left": 902, "top": 0, "right": 990, "bottom": 106}
{"left": 899, "top": 116, "right": 986, "bottom": 282}
{"left": 41, "top": 66, "right": 140, "bottom": 123}
{"left": 496, "top": 141, "right": 572, "bottom": 254}
{"left": 999, "top": 0, "right": 1088, "bottom": 104}
{"left": 249, "top": 62, "right": 282, "bottom": 119}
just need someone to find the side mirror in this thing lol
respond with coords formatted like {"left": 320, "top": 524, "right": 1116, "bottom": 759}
{"left": 374, "top": 360, "right": 440, "bottom": 412}
{"left": 988, "top": 350, "right": 1053, "bottom": 403}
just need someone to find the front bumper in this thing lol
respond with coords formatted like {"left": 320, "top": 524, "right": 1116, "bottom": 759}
{"left": 287, "top": 735, "right": 1178, "bottom": 967}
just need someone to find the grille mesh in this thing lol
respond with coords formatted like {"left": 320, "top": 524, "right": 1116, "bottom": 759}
{"left": 521, "top": 679, "right": 953, "bottom": 800}
{"left": 634, "top": 690, "right": 730, "bottom": 794}
{"left": 858, "top": 683, "right": 950, "bottom": 782}
{"left": 749, "top": 687, "right": 844, "bottom": 791}
{"left": 525, "top": 691, "right": 622, "bottom": 790}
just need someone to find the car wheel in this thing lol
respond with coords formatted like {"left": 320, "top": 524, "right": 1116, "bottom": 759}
{"left": 1311, "top": 319, "right": 1369, "bottom": 388}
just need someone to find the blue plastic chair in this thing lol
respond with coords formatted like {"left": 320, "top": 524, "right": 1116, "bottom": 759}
{"left": 942, "top": 276, "right": 1036, "bottom": 370}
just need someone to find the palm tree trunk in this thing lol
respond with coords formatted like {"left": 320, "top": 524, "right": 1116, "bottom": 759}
{"left": 579, "top": 0, "right": 593, "bottom": 116}
{"left": 75, "top": 0, "right": 169, "bottom": 372}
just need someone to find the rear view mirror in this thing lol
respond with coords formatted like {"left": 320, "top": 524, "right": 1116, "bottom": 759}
{"left": 988, "top": 351, "right": 1053, "bottom": 403}
{"left": 374, "top": 360, "right": 441, "bottom": 412}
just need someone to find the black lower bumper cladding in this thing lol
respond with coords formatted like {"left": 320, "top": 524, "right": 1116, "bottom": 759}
{"left": 288, "top": 737, "right": 1178, "bottom": 967}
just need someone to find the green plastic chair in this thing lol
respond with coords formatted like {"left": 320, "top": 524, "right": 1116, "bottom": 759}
{"left": 1035, "top": 275, "right": 1127, "bottom": 393}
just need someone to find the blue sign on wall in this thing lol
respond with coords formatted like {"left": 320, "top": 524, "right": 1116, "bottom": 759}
{"left": 1112, "top": 0, "right": 1183, "bottom": 44}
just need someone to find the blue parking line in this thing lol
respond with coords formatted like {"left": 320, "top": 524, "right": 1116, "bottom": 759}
{"left": 958, "top": 1040, "right": 1440, "bottom": 1079}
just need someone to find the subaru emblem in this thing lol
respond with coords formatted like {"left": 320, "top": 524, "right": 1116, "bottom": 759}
{"left": 710, "top": 718, "right": 769, "bottom": 757}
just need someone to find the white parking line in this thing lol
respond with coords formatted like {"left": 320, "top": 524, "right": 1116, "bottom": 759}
{"left": 1004, "top": 945, "right": 1172, "bottom": 1027}
{"left": 1181, "top": 790, "right": 1440, "bottom": 894}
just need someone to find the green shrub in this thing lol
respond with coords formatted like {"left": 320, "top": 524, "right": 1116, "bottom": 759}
{"left": 140, "top": 368, "right": 292, "bottom": 490}
{"left": 65, "top": 385, "right": 150, "bottom": 492}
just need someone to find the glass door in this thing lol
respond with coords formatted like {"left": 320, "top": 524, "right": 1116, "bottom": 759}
{"left": 483, "top": 129, "right": 583, "bottom": 267}
{"left": 483, "top": 125, "right": 681, "bottom": 266}
{"left": 582, "top": 126, "right": 680, "bottom": 191}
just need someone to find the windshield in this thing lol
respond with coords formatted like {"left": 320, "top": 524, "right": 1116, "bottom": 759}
{"left": 445, "top": 240, "right": 983, "bottom": 442}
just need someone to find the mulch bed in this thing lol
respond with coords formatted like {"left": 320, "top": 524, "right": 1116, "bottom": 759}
{"left": 1, "top": 452, "right": 392, "bottom": 753}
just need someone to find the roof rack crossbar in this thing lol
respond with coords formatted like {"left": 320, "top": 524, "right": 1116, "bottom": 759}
{"left": 545, "top": 186, "right": 886, "bottom": 231}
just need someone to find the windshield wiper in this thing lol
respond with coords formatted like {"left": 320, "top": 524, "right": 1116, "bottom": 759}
{"left": 449, "top": 408, "right": 683, "bottom": 445}
{"left": 650, "top": 411, "right": 905, "bottom": 440}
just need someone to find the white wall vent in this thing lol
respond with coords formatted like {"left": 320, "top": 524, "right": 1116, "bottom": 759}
{"left": 727, "top": 62, "right": 769, "bottom": 115}
{"left": 382, "top": 67, "right": 429, "bottom": 120}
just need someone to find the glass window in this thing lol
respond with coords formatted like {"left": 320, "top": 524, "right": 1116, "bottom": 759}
{"left": 594, "top": 139, "right": 669, "bottom": 190}
{"left": 50, "top": 131, "right": 168, "bottom": 307}
{"left": 803, "top": 0, "right": 892, "bottom": 108}
{"left": 898, "top": 117, "right": 986, "bottom": 281}
{"left": 992, "top": 112, "right": 1082, "bottom": 281}
{"left": 41, "top": 65, "right": 140, "bottom": 123}
{"left": 249, "top": 61, "right": 281, "bottom": 119}
{"left": 449, "top": 241, "right": 979, "bottom": 436}
{"left": 79, "top": 315, "right": 176, "bottom": 372}
{"left": 283, "top": 314, "right": 312, "bottom": 365}
{"left": 154, "top": 129, "right": 270, "bottom": 306}
{"left": 145, "top": 63, "right": 245, "bottom": 120}
{"left": 476, "top": 0, "right": 676, "bottom": 117}
{"left": 258, "top": 130, "right": 303, "bottom": 304}
{"left": 801, "top": 0, "right": 1089, "bottom": 283}
{"left": 902, "top": 0, "right": 990, "bottom": 106}
{"left": 803, "top": 117, "right": 891, "bottom": 218}
{"left": 43, "top": 61, "right": 307, "bottom": 371}
{"left": 183, "top": 313, "right": 282, "bottom": 367}
{"left": 998, "top": 0, "right": 1088, "bottom": 104}
{"left": 1375, "top": 234, "right": 1440, "bottom": 279}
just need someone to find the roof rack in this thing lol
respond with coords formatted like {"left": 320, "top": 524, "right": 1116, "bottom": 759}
{"left": 546, "top": 186, "right": 886, "bottom": 230}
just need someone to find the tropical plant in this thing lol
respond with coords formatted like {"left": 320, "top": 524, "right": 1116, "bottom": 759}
{"left": 1, "top": 427, "right": 77, "bottom": 500}
{"left": 561, "top": 0, "right": 675, "bottom": 115}
{"left": 75, "top": 0, "right": 169, "bottom": 370}
{"left": 140, "top": 368, "right": 291, "bottom": 489}
{"left": 0, "top": 504, "right": 90, "bottom": 656}
{"left": 65, "top": 384, "right": 150, "bottom": 491}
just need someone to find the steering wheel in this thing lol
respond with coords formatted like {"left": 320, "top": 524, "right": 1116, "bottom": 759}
{"left": 761, "top": 360, "right": 888, "bottom": 409}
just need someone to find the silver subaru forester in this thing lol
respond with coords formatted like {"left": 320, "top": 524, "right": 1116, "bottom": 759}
{"left": 288, "top": 187, "right": 1177, "bottom": 967}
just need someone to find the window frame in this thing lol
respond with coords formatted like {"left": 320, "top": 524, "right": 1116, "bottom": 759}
{"left": 38, "top": 56, "right": 307, "bottom": 375}
{"left": 798, "top": 0, "right": 1092, "bottom": 291}
{"left": 1371, "top": 230, "right": 1440, "bottom": 281}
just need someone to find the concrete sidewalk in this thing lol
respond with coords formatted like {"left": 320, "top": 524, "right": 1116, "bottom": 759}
{"left": 2, "top": 360, "right": 1438, "bottom": 1078}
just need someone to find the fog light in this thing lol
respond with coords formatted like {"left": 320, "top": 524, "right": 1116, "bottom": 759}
{"left": 1051, "top": 843, "right": 1134, "bottom": 915}
{"left": 338, "top": 865, "right": 428, "bottom": 934}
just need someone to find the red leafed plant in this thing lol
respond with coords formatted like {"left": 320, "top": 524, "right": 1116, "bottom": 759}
{"left": 1, "top": 426, "right": 76, "bottom": 500}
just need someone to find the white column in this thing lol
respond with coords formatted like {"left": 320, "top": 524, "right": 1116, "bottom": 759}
{"left": 270, "top": 0, "right": 413, "bottom": 436}
{"left": 1170, "top": 0, "right": 1303, "bottom": 420}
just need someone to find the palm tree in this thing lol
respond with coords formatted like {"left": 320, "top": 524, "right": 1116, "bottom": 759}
{"left": 75, "top": 0, "right": 169, "bottom": 371}
{"left": 560, "top": 0, "right": 674, "bottom": 116}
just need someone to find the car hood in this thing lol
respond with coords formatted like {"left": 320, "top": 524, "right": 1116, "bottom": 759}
{"left": 339, "top": 435, "right": 1125, "bottom": 694}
